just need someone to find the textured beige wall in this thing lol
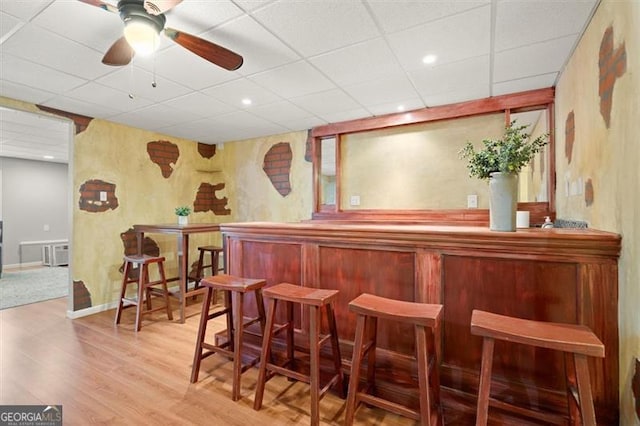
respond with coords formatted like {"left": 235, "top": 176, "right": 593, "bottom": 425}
{"left": 73, "top": 118, "right": 227, "bottom": 307}
{"left": 555, "top": 0, "right": 639, "bottom": 423}
{"left": 219, "top": 131, "right": 312, "bottom": 223}
{"left": 341, "top": 113, "right": 505, "bottom": 209}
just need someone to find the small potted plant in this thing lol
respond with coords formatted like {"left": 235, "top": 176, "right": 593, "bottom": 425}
{"left": 459, "top": 120, "right": 548, "bottom": 231}
{"left": 175, "top": 206, "right": 192, "bottom": 225}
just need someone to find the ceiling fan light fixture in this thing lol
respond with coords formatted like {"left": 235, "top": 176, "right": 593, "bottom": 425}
{"left": 118, "top": 0, "right": 166, "bottom": 57}
{"left": 124, "top": 18, "right": 161, "bottom": 56}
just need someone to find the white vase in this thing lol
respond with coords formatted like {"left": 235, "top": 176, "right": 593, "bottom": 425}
{"left": 178, "top": 215, "right": 188, "bottom": 225}
{"left": 489, "top": 172, "right": 518, "bottom": 232}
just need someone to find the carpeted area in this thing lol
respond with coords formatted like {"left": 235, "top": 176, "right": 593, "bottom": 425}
{"left": 0, "top": 266, "right": 68, "bottom": 310}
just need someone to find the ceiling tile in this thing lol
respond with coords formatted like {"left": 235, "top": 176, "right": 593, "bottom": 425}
{"left": 252, "top": 1, "right": 380, "bottom": 57}
{"left": 493, "top": 35, "right": 576, "bottom": 82}
{"left": 387, "top": 5, "right": 491, "bottom": 71}
{"left": 40, "top": 96, "right": 120, "bottom": 119}
{"left": 278, "top": 116, "right": 326, "bottom": 132}
{"left": 366, "top": 97, "right": 426, "bottom": 117}
{"left": 291, "top": 89, "right": 362, "bottom": 117}
{"left": 162, "top": 92, "right": 236, "bottom": 118}
{"left": 202, "top": 78, "right": 281, "bottom": 107}
{"left": 320, "top": 107, "right": 372, "bottom": 124}
{"left": 367, "top": 0, "right": 489, "bottom": 34}
{"left": 410, "top": 55, "right": 490, "bottom": 98}
{"left": 249, "top": 60, "right": 335, "bottom": 99}
{"left": 0, "top": 53, "right": 87, "bottom": 93}
{"left": 1, "top": 24, "right": 112, "bottom": 80}
{"left": 495, "top": 0, "right": 597, "bottom": 51}
{"left": 164, "top": 1, "right": 244, "bottom": 35}
{"left": 1, "top": 11, "right": 22, "bottom": 40}
{"left": 96, "top": 66, "right": 192, "bottom": 102}
{"left": 33, "top": 0, "right": 123, "bottom": 52}
{"left": 0, "top": 80, "right": 57, "bottom": 105}
{"left": 309, "top": 37, "right": 404, "bottom": 87}
{"left": 108, "top": 104, "right": 197, "bottom": 130}
{"left": 234, "top": 0, "right": 276, "bottom": 12}
{"left": 492, "top": 72, "right": 558, "bottom": 97}
{"left": 65, "top": 82, "right": 154, "bottom": 113}
{"left": 133, "top": 45, "right": 239, "bottom": 90}
{"left": 423, "top": 85, "right": 491, "bottom": 108}
{"left": 201, "top": 15, "right": 300, "bottom": 77}
{"left": 0, "top": 0, "right": 50, "bottom": 21}
{"left": 343, "top": 74, "right": 418, "bottom": 107}
{"left": 249, "top": 100, "right": 315, "bottom": 123}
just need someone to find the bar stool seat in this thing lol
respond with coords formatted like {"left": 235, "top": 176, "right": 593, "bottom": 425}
{"left": 190, "top": 274, "right": 267, "bottom": 401}
{"left": 344, "top": 293, "right": 443, "bottom": 426}
{"left": 471, "top": 309, "right": 605, "bottom": 425}
{"left": 115, "top": 254, "right": 173, "bottom": 332}
{"left": 253, "top": 283, "right": 345, "bottom": 426}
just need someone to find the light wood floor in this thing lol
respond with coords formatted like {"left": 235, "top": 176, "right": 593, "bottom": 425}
{"left": 0, "top": 297, "right": 421, "bottom": 425}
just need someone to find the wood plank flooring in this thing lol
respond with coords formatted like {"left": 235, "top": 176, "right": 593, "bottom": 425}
{"left": 0, "top": 298, "right": 422, "bottom": 425}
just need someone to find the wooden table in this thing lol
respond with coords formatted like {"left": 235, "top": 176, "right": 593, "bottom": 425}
{"left": 133, "top": 223, "right": 221, "bottom": 323}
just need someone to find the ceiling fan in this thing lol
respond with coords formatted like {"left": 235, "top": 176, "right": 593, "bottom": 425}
{"left": 79, "top": 0, "right": 243, "bottom": 71}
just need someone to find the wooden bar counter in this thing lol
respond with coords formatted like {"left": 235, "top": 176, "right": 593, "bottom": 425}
{"left": 221, "top": 221, "right": 621, "bottom": 424}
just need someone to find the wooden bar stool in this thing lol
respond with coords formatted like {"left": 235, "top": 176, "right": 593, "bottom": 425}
{"left": 115, "top": 254, "right": 173, "bottom": 332}
{"left": 192, "top": 245, "right": 224, "bottom": 285}
{"left": 190, "top": 274, "right": 267, "bottom": 401}
{"left": 344, "top": 293, "right": 444, "bottom": 426}
{"left": 253, "top": 283, "right": 345, "bottom": 426}
{"left": 190, "top": 245, "right": 224, "bottom": 303}
{"left": 470, "top": 309, "right": 605, "bottom": 425}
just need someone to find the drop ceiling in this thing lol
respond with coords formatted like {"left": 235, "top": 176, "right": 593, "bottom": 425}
{"left": 0, "top": 0, "right": 598, "bottom": 164}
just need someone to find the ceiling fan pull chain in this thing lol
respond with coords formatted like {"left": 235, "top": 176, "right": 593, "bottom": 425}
{"left": 152, "top": 53, "right": 157, "bottom": 88}
{"left": 128, "top": 61, "right": 135, "bottom": 100}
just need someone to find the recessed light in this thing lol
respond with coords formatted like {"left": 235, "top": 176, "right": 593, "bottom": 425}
{"left": 242, "top": 98, "right": 252, "bottom": 106}
{"left": 43, "top": 155, "right": 54, "bottom": 160}
{"left": 422, "top": 54, "right": 437, "bottom": 65}
{"left": 397, "top": 105, "right": 405, "bottom": 112}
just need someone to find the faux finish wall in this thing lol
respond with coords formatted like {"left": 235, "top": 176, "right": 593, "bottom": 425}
{"left": 555, "top": 0, "right": 639, "bottom": 423}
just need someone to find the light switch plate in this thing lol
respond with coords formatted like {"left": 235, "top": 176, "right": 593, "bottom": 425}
{"left": 350, "top": 195, "right": 361, "bottom": 206}
{"left": 467, "top": 194, "right": 478, "bottom": 208}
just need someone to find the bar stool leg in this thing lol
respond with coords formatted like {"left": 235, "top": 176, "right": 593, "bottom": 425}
{"left": 326, "top": 304, "right": 345, "bottom": 397}
{"left": 224, "top": 290, "right": 234, "bottom": 352}
{"left": 191, "top": 286, "right": 214, "bottom": 383}
{"left": 574, "top": 353, "right": 597, "bottom": 425}
{"left": 309, "top": 305, "right": 321, "bottom": 426}
{"left": 134, "top": 264, "right": 148, "bottom": 332}
{"left": 345, "top": 313, "right": 367, "bottom": 425}
{"left": 115, "top": 262, "right": 131, "bottom": 325}
{"left": 231, "top": 291, "right": 245, "bottom": 401}
{"left": 254, "top": 297, "right": 278, "bottom": 410}
{"left": 157, "top": 260, "right": 173, "bottom": 320}
{"left": 416, "top": 324, "right": 433, "bottom": 425}
{"left": 367, "top": 316, "right": 378, "bottom": 386}
{"left": 475, "top": 337, "right": 495, "bottom": 426}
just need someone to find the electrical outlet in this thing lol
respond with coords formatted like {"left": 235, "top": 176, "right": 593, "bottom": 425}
{"left": 467, "top": 194, "right": 478, "bottom": 208}
{"left": 350, "top": 195, "right": 361, "bottom": 206}
{"left": 99, "top": 191, "right": 107, "bottom": 201}
{"left": 43, "top": 224, "right": 50, "bottom": 231}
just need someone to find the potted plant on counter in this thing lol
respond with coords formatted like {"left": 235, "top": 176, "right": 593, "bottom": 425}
{"left": 459, "top": 120, "right": 548, "bottom": 231}
{"left": 175, "top": 206, "right": 192, "bottom": 225}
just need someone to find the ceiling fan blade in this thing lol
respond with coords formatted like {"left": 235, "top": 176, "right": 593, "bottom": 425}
{"left": 102, "top": 37, "right": 135, "bottom": 66}
{"left": 77, "top": 0, "right": 118, "bottom": 13}
{"left": 144, "top": 0, "right": 183, "bottom": 15}
{"left": 164, "top": 28, "right": 243, "bottom": 71}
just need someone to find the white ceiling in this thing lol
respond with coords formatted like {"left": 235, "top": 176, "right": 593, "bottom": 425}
{"left": 0, "top": 0, "right": 598, "bottom": 164}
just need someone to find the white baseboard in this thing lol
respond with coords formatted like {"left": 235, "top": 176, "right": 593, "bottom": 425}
{"left": 67, "top": 301, "right": 118, "bottom": 319}
{"left": 65, "top": 283, "right": 190, "bottom": 319}
{"left": 3, "top": 261, "right": 44, "bottom": 270}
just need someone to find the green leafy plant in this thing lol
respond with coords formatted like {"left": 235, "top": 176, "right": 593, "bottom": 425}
{"left": 174, "top": 206, "right": 192, "bottom": 216}
{"left": 459, "top": 120, "right": 549, "bottom": 180}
